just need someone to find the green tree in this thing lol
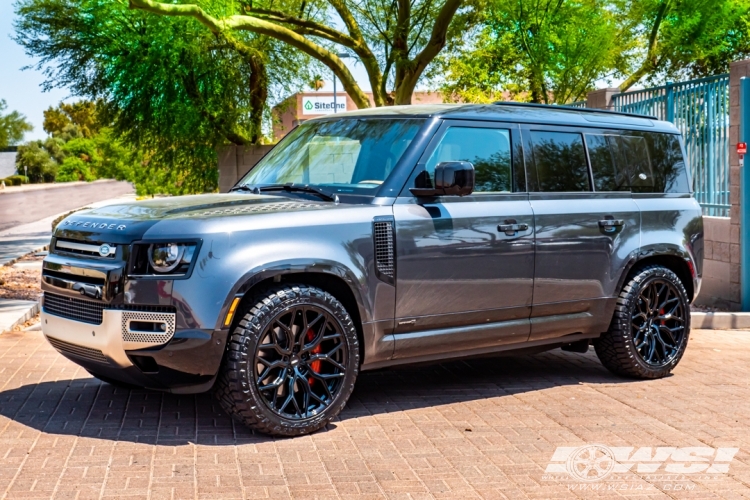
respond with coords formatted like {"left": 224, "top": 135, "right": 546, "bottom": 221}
{"left": 0, "top": 100, "right": 33, "bottom": 148}
{"left": 15, "top": 140, "right": 58, "bottom": 182}
{"left": 620, "top": 0, "right": 750, "bottom": 90}
{"left": 125, "top": 0, "right": 474, "bottom": 106}
{"left": 43, "top": 101, "right": 100, "bottom": 138}
{"left": 435, "top": 0, "right": 629, "bottom": 104}
{"left": 15, "top": 0, "right": 314, "bottom": 193}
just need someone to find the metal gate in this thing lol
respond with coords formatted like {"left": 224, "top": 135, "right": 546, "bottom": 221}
{"left": 612, "top": 75, "right": 730, "bottom": 217}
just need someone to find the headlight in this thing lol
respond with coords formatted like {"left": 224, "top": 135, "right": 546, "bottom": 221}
{"left": 149, "top": 243, "right": 186, "bottom": 273}
{"left": 130, "top": 241, "right": 199, "bottom": 277}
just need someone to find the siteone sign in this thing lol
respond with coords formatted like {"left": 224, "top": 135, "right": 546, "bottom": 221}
{"left": 301, "top": 95, "right": 347, "bottom": 115}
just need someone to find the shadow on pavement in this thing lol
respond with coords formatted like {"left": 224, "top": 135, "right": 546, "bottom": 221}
{"left": 0, "top": 349, "right": 634, "bottom": 445}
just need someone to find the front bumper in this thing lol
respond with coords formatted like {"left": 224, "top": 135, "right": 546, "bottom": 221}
{"left": 42, "top": 308, "right": 227, "bottom": 393}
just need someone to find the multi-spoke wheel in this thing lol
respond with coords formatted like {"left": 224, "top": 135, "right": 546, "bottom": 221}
{"left": 595, "top": 265, "right": 690, "bottom": 379}
{"left": 214, "top": 285, "right": 360, "bottom": 436}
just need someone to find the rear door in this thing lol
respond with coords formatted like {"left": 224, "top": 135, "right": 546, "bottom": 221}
{"left": 523, "top": 125, "right": 641, "bottom": 341}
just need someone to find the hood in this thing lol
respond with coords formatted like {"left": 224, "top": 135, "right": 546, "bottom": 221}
{"left": 54, "top": 193, "right": 331, "bottom": 244}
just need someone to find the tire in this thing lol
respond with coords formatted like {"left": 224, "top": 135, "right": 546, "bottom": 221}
{"left": 214, "top": 284, "right": 360, "bottom": 437}
{"left": 595, "top": 265, "right": 690, "bottom": 379}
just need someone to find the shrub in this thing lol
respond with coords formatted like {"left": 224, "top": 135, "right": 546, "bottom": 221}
{"left": 56, "top": 157, "right": 94, "bottom": 182}
{"left": 2, "top": 175, "right": 28, "bottom": 186}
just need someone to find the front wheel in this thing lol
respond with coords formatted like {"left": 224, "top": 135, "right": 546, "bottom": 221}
{"left": 214, "top": 285, "right": 360, "bottom": 436}
{"left": 595, "top": 265, "right": 690, "bottom": 379}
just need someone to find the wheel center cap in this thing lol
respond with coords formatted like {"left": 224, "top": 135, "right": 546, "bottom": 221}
{"left": 290, "top": 356, "right": 301, "bottom": 366}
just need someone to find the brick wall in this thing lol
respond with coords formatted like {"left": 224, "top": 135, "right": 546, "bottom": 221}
{"left": 217, "top": 144, "right": 274, "bottom": 193}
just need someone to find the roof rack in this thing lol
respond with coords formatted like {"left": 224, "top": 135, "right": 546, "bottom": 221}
{"left": 491, "top": 101, "right": 657, "bottom": 120}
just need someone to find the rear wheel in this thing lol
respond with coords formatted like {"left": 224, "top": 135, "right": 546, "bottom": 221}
{"left": 214, "top": 285, "right": 360, "bottom": 436}
{"left": 595, "top": 265, "right": 690, "bottom": 379}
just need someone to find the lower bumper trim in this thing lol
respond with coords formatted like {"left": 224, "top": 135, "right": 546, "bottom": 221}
{"left": 46, "top": 336, "right": 109, "bottom": 364}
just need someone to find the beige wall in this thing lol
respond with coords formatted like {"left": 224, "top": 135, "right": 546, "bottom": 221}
{"left": 696, "top": 217, "right": 736, "bottom": 309}
{"left": 217, "top": 144, "right": 274, "bottom": 193}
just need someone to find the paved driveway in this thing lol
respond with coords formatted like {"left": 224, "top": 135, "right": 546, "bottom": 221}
{"left": 1, "top": 329, "right": 749, "bottom": 499}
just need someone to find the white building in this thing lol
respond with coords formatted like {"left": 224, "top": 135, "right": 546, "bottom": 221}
{"left": 0, "top": 149, "right": 18, "bottom": 178}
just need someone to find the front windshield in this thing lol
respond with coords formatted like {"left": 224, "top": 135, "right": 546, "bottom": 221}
{"left": 238, "top": 118, "right": 425, "bottom": 195}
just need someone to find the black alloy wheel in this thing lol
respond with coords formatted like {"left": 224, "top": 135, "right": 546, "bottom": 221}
{"left": 630, "top": 278, "right": 686, "bottom": 367}
{"left": 595, "top": 265, "right": 691, "bottom": 379}
{"left": 215, "top": 285, "right": 359, "bottom": 436}
{"left": 255, "top": 305, "right": 348, "bottom": 420}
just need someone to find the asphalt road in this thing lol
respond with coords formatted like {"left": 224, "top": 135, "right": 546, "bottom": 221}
{"left": 0, "top": 180, "right": 134, "bottom": 232}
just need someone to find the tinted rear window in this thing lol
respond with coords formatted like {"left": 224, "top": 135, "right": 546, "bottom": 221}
{"left": 530, "top": 131, "right": 590, "bottom": 192}
{"left": 588, "top": 131, "right": 690, "bottom": 193}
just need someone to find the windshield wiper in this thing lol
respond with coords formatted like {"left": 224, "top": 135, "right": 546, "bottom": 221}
{"left": 248, "top": 183, "right": 337, "bottom": 202}
{"left": 229, "top": 184, "right": 260, "bottom": 194}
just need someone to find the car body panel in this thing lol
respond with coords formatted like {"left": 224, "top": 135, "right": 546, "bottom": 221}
{"left": 39, "top": 104, "right": 703, "bottom": 393}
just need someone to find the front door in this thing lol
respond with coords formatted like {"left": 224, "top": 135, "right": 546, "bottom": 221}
{"left": 392, "top": 121, "right": 535, "bottom": 361}
{"left": 523, "top": 126, "right": 641, "bottom": 341}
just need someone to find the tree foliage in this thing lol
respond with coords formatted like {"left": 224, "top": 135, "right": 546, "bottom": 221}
{"left": 126, "top": 0, "right": 476, "bottom": 106}
{"left": 0, "top": 100, "right": 33, "bottom": 148}
{"left": 620, "top": 0, "right": 750, "bottom": 90}
{"left": 435, "top": 0, "right": 628, "bottom": 104}
{"left": 436, "top": 0, "right": 750, "bottom": 102}
{"left": 15, "top": 0, "right": 314, "bottom": 193}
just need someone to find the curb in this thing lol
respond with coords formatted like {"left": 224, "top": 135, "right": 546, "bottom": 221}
{"left": 0, "top": 179, "right": 133, "bottom": 195}
{"left": 2, "top": 246, "right": 48, "bottom": 268}
{"left": 691, "top": 311, "right": 750, "bottom": 330}
{"left": 0, "top": 300, "right": 40, "bottom": 334}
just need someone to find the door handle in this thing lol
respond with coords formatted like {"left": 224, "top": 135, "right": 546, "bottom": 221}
{"left": 498, "top": 220, "right": 529, "bottom": 236}
{"left": 599, "top": 219, "right": 625, "bottom": 233}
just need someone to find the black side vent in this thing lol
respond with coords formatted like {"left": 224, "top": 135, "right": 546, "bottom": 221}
{"left": 373, "top": 218, "right": 395, "bottom": 284}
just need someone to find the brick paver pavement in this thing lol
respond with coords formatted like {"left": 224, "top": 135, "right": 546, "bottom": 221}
{"left": 1, "top": 329, "right": 750, "bottom": 499}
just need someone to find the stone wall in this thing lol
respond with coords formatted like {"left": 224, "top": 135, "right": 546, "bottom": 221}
{"left": 217, "top": 144, "right": 274, "bottom": 193}
{"left": 698, "top": 217, "right": 736, "bottom": 309}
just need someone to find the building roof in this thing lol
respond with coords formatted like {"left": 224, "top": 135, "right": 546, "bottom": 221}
{"left": 311, "top": 103, "right": 678, "bottom": 133}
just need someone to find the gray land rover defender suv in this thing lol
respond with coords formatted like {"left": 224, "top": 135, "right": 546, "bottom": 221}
{"left": 41, "top": 103, "right": 703, "bottom": 436}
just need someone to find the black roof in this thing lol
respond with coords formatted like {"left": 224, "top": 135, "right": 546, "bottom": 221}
{"left": 315, "top": 102, "right": 677, "bottom": 133}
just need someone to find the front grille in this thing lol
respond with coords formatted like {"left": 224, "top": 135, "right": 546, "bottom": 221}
{"left": 47, "top": 336, "right": 109, "bottom": 364}
{"left": 55, "top": 238, "right": 116, "bottom": 258}
{"left": 43, "top": 293, "right": 105, "bottom": 325}
{"left": 374, "top": 219, "right": 395, "bottom": 279}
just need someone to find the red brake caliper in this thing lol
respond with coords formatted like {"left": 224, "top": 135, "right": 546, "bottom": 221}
{"left": 660, "top": 308, "right": 665, "bottom": 325}
{"left": 306, "top": 328, "right": 322, "bottom": 386}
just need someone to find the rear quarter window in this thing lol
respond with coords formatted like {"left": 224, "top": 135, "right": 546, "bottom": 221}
{"left": 587, "top": 131, "right": 690, "bottom": 194}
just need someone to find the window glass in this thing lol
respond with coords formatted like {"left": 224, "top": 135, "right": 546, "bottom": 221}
{"left": 239, "top": 119, "right": 424, "bottom": 195}
{"left": 609, "top": 132, "right": 689, "bottom": 193}
{"left": 586, "top": 135, "right": 629, "bottom": 191}
{"left": 424, "top": 127, "right": 512, "bottom": 192}
{"left": 530, "top": 131, "right": 590, "bottom": 192}
{"left": 644, "top": 133, "right": 691, "bottom": 193}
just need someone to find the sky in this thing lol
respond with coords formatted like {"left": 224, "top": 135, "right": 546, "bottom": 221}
{"left": 0, "top": 3, "right": 372, "bottom": 144}
{"left": 0, "top": 1, "right": 70, "bottom": 142}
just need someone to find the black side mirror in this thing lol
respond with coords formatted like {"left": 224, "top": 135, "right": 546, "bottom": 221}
{"left": 410, "top": 161, "right": 475, "bottom": 197}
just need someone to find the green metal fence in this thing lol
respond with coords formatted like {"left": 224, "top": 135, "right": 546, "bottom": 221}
{"left": 612, "top": 75, "right": 730, "bottom": 217}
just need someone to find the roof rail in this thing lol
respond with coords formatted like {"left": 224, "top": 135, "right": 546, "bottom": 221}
{"left": 491, "top": 101, "right": 657, "bottom": 120}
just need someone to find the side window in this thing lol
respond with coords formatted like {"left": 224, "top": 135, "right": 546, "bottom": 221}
{"left": 644, "top": 133, "right": 691, "bottom": 193}
{"left": 530, "top": 131, "right": 590, "bottom": 192}
{"left": 586, "top": 134, "right": 629, "bottom": 191}
{"left": 609, "top": 132, "right": 689, "bottom": 193}
{"left": 425, "top": 127, "right": 512, "bottom": 193}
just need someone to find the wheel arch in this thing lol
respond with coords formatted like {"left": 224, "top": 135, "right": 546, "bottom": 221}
{"left": 216, "top": 261, "right": 369, "bottom": 356}
{"left": 617, "top": 252, "right": 696, "bottom": 302}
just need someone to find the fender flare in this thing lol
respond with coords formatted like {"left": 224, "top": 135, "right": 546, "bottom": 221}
{"left": 213, "top": 258, "right": 370, "bottom": 332}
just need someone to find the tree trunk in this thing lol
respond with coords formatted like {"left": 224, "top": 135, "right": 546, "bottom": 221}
{"left": 248, "top": 56, "right": 268, "bottom": 144}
